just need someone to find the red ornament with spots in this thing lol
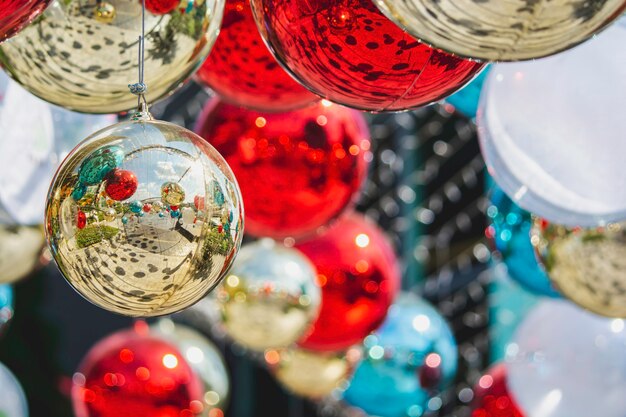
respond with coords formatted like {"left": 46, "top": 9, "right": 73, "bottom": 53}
{"left": 294, "top": 213, "right": 401, "bottom": 351}
{"left": 72, "top": 329, "right": 204, "bottom": 417}
{"left": 472, "top": 364, "right": 525, "bottom": 417}
{"left": 249, "top": 0, "right": 485, "bottom": 111}
{"left": 105, "top": 169, "right": 138, "bottom": 202}
{"left": 77, "top": 210, "right": 87, "bottom": 229}
{"left": 0, "top": 0, "right": 50, "bottom": 42}
{"left": 196, "top": 98, "right": 370, "bottom": 239}
{"left": 196, "top": 0, "right": 319, "bottom": 112}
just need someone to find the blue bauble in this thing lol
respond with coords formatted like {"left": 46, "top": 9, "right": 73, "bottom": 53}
{"left": 71, "top": 183, "right": 87, "bottom": 201}
{"left": 170, "top": 210, "right": 181, "bottom": 218}
{"left": 0, "top": 285, "right": 13, "bottom": 333}
{"left": 129, "top": 200, "right": 143, "bottom": 214}
{"left": 342, "top": 293, "right": 457, "bottom": 417}
{"left": 487, "top": 186, "right": 560, "bottom": 298}
{"left": 444, "top": 67, "right": 489, "bottom": 119}
{"left": 77, "top": 145, "right": 124, "bottom": 185}
{"left": 121, "top": 216, "right": 129, "bottom": 225}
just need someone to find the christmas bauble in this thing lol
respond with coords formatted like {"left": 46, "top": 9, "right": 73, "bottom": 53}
{"left": 0, "top": 225, "right": 45, "bottom": 283}
{"left": 295, "top": 213, "right": 400, "bottom": 351}
{"left": 486, "top": 186, "right": 559, "bottom": 298}
{"left": 152, "top": 320, "right": 230, "bottom": 413}
{"left": 342, "top": 293, "right": 457, "bottom": 417}
{"left": 0, "top": 362, "right": 28, "bottom": 417}
{"left": 373, "top": 0, "right": 626, "bottom": 61}
{"left": 444, "top": 67, "right": 489, "bottom": 120}
{"left": 45, "top": 113, "right": 243, "bottom": 317}
{"left": 477, "top": 19, "right": 626, "bottom": 227}
{"left": 195, "top": 0, "right": 319, "bottom": 112}
{"left": 72, "top": 328, "right": 204, "bottom": 417}
{"left": 471, "top": 364, "right": 523, "bottom": 417}
{"left": 249, "top": 0, "right": 484, "bottom": 112}
{"left": 506, "top": 300, "right": 626, "bottom": 417}
{"left": 270, "top": 348, "right": 357, "bottom": 398}
{"left": 531, "top": 219, "right": 626, "bottom": 318}
{"left": 0, "top": 0, "right": 224, "bottom": 113}
{"left": 0, "top": 0, "right": 50, "bottom": 43}
{"left": 196, "top": 99, "right": 370, "bottom": 239}
{"left": 145, "top": 0, "right": 180, "bottom": 15}
{"left": 0, "top": 73, "right": 116, "bottom": 226}
{"left": 0, "top": 285, "right": 13, "bottom": 334}
{"left": 214, "top": 239, "right": 320, "bottom": 351}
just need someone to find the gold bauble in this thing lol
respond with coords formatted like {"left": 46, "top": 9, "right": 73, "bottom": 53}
{"left": 269, "top": 348, "right": 358, "bottom": 399}
{"left": 0, "top": 225, "right": 45, "bottom": 283}
{"left": 373, "top": 0, "right": 626, "bottom": 61}
{"left": 0, "top": 0, "right": 224, "bottom": 113}
{"left": 45, "top": 111, "right": 243, "bottom": 317}
{"left": 532, "top": 219, "right": 626, "bottom": 317}
{"left": 215, "top": 239, "right": 321, "bottom": 352}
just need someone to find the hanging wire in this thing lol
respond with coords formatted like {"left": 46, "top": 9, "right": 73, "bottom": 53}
{"left": 129, "top": 0, "right": 148, "bottom": 111}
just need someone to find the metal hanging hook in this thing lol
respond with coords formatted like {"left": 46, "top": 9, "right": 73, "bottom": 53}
{"left": 128, "top": 0, "right": 149, "bottom": 115}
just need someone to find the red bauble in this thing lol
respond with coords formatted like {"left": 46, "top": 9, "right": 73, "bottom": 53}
{"left": 77, "top": 210, "right": 87, "bottom": 230}
{"left": 196, "top": 98, "right": 370, "bottom": 239}
{"left": 144, "top": 0, "right": 180, "bottom": 15}
{"left": 72, "top": 329, "right": 204, "bottom": 417}
{"left": 472, "top": 364, "right": 524, "bottom": 417}
{"left": 294, "top": 213, "right": 400, "bottom": 351}
{"left": 0, "top": 0, "right": 50, "bottom": 42}
{"left": 196, "top": 0, "right": 319, "bottom": 112}
{"left": 249, "top": 0, "right": 485, "bottom": 112}
{"left": 142, "top": 203, "right": 152, "bottom": 213}
{"left": 104, "top": 169, "right": 138, "bottom": 202}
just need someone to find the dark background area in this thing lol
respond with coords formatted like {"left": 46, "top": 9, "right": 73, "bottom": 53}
{"left": 0, "top": 82, "right": 490, "bottom": 417}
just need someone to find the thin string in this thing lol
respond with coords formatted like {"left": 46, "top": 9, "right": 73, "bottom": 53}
{"left": 130, "top": 0, "right": 148, "bottom": 111}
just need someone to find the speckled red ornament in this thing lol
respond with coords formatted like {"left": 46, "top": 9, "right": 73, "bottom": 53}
{"left": 249, "top": 0, "right": 485, "bottom": 112}
{"left": 144, "top": 0, "right": 180, "bottom": 15}
{"left": 72, "top": 329, "right": 204, "bottom": 417}
{"left": 104, "top": 169, "right": 138, "bottom": 202}
{"left": 472, "top": 364, "right": 524, "bottom": 417}
{"left": 0, "top": 0, "right": 50, "bottom": 42}
{"left": 77, "top": 210, "right": 87, "bottom": 229}
{"left": 196, "top": 98, "right": 370, "bottom": 239}
{"left": 295, "top": 213, "right": 400, "bottom": 351}
{"left": 196, "top": 0, "right": 319, "bottom": 112}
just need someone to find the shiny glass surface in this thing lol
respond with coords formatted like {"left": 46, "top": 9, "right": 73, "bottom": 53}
{"left": 196, "top": 99, "right": 370, "bottom": 240}
{"left": 532, "top": 219, "right": 626, "bottom": 318}
{"left": 477, "top": 19, "right": 626, "bottom": 227}
{"left": 373, "top": 0, "right": 626, "bottom": 61}
{"left": 0, "top": 362, "right": 28, "bottom": 417}
{"left": 249, "top": 0, "right": 484, "bottom": 112}
{"left": 45, "top": 117, "right": 243, "bottom": 317}
{"left": 214, "top": 239, "right": 321, "bottom": 351}
{"left": 196, "top": 0, "right": 319, "bottom": 112}
{"left": 0, "top": 0, "right": 224, "bottom": 113}
{"left": 295, "top": 213, "right": 400, "bottom": 351}
{"left": 0, "top": 0, "right": 50, "bottom": 42}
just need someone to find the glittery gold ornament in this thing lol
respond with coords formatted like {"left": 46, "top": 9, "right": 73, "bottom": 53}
{"left": 531, "top": 218, "right": 626, "bottom": 318}
{"left": 152, "top": 320, "right": 230, "bottom": 414}
{"left": 268, "top": 348, "right": 358, "bottom": 399}
{"left": 373, "top": 0, "right": 626, "bottom": 61}
{"left": 214, "top": 239, "right": 321, "bottom": 352}
{"left": 0, "top": 225, "right": 45, "bottom": 283}
{"left": 0, "top": 0, "right": 224, "bottom": 113}
{"left": 45, "top": 109, "right": 243, "bottom": 317}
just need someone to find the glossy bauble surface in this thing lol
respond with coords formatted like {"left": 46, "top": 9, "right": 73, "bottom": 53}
{"left": 250, "top": 0, "right": 485, "bottom": 112}
{"left": 0, "top": 0, "right": 51, "bottom": 43}
{"left": 0, "top": 0, "right": 224, "bottom": 113}
{"left": 295, "top": 213, "right": 400, "bottom": 351}
{"left": 471, "top": 364, "right": 523, "bottom": 417}
{"left": 196, "top": 0, "right": 319, "bottom": 112}
{"left": 197, "top": 99, "right": 369, "bottom": 239}
{"left": 45, "top": 115, "right": 243, "bottom": 317}
{"left": 373, "top": 0, "right": 626, "bottom": 61}
{"left": 214, "top": 239, "right": 321, "bottom": 351}
{"left": 72, "top": 329, "right": 204, "bottom": 417}
{"left": 532, "top": 219, "right": 626, "bottom": 318}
